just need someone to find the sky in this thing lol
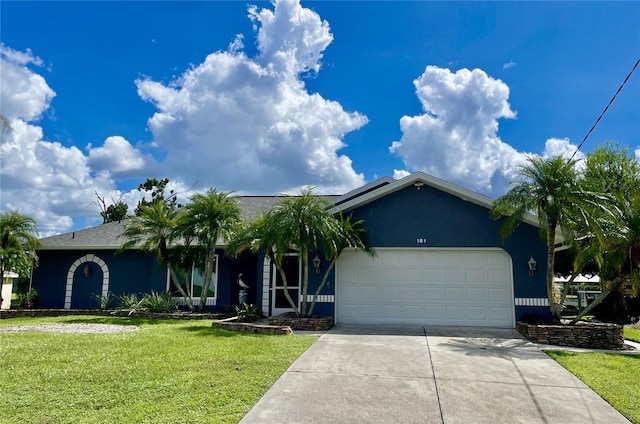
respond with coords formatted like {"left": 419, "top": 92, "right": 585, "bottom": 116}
{"left": 1, "top": 0, "right": 639, "bottom": 236}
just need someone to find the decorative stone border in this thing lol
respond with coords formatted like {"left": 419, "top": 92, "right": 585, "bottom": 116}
{"left": 516, "top": 321, "right": 624, "bottom": 350}
{"left": 269, "top": 312, "right": 334, "bottom": 331}
{"left": 0, "top": 309, "right": 232, "bottom": 321}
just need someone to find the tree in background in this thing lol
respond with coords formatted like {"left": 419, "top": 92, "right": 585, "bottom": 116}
{"left": 134, "top": 178, "right": 180, "bottom": 216}
{"left": 0, "top": 210, "right": 39, "bottom": 291}
{"left": 568, "top": 142, "right": 640, "bottom": 322}
{"left": 178, "top": 189, "right": 242, "bottom": 311}
{"left": 95, "top": 192, "right": 128, "bottom": 223}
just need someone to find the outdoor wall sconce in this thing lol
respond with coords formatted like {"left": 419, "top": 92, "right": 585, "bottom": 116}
{"left": 312, "top": 254, "right": 321, "bottom": 274}
{"left": 528, "top": 256, "right": 537, "bottom": 277}
{"left": 414, "top": 181, "right": 425, "bottom": 190}
{"left": 83, "top": 264, "right": 91, "bottom": 278}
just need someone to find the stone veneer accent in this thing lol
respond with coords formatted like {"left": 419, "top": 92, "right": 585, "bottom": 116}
{"left": 516, "top": 321, "right": 624, "bottom": 350}
{"left": 269, "top": 313, "right": 334, "bottom": 331}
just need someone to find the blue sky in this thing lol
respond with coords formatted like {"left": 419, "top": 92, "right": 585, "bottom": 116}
{"left": 1, "top": 0, "right": 639, "bottom": 235}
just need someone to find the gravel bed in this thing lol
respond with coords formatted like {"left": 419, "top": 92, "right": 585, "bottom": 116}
{"left": 0, "top": 323, "right": 140, "bottom": 334}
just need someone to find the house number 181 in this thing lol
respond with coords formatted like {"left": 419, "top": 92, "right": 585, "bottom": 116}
{"left": 416, "top": 238, "right": 428, "bottom": 244}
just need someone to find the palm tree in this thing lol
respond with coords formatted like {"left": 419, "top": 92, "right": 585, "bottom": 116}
{"left": 491, "top": 156, "right": 607, "bottom": 321}
{"left": 179, "top": 188, "right": 242, "bottom": 311}
{"left": 228, "top": 188, "right": 373, "bottom": 317}
{"left": 0, "top": 210, "right": 40, "bottom": 286}
{"left": 567, "top": 145, "right": 640, "bottom": 322}
{"left": 569, "top": 193, "right": 640, "bottom": 323}
{"left": 227, "top": 213, "right": 302, "bottom": 314}
{"left": 119, "top": 201, "right": 194, "bottom": 311}
{"left": 307, "top": 212, "right": 374, "bottom": 316}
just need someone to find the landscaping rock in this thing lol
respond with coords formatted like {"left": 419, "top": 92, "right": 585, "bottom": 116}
{"left": 213, "top": 318, "right": 292, "bottom": 335}
{"left": 269, "top": 312, "right": 334, "bottom": 331}
{"left": 516, "top": 321, "right": 624, "bottom": 349}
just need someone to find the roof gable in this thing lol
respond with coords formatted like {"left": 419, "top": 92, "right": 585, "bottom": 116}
{"left": 332, "top": 171, "right": 540, "bottom": 228}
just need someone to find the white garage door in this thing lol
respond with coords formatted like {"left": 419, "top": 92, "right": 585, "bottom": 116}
{"left": 336, "top": 249, "right": 514, "bottom": 327}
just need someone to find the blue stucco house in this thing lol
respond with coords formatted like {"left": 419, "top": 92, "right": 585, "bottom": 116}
{"left": 32, "top": 172, "right": 551, "bottom": 327}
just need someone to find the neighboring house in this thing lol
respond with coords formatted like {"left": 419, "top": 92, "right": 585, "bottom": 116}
{"left": 31, "top": 172, "right": 550, "bottom": 327}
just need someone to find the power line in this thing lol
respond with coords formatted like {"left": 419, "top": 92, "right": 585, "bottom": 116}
{"left": 569, "top": 58, "right": 640, "bottom": 161}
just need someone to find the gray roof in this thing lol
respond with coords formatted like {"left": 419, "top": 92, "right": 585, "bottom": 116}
{"left": 37, "top": 195, "right": 339, "bottom": 250}
{"left": 39, "top": 221, "right": 129, "bottom": 250}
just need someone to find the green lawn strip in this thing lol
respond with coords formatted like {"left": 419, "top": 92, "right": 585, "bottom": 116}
{"left": 546, "top": 351, "right": 640, "bottom": 424}
{"left": 0, "top": 316, "right": 315, "bottom": 424}
{"left": 625, "top": 326, "right": 640, "bottom": 343}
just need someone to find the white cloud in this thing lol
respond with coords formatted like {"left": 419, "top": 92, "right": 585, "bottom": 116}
{"left": 87, "top": 136, "right": 151, "bottom": 177}
{"left": 0, "top": 43, "right": 55, "bottom": 121}
{"left": 634, "top": 148, "right": 640, "bottom": 162}
{"left": 0, "top": 46, "right": 148, "bottom": 235}
{"left": 136, "top": 0, "right": 367, "bottom": 195}
{"left": 542, "top": 137, "right": 584, "bottom": 161}
{"left": 393, "top": 169, "right": 411, "bottom": 180}
{"left": 390, "top": 66, "right": 526, "bottom": 197}
{"left": 502, "top": 61, "right": 517, "bottom": 69}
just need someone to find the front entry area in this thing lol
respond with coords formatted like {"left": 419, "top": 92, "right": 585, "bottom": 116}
{"left": 271, "top": 254, "right": 300, "bottom": 315}
{"left": 336, "top": 248, "right": 515, "bottom": 327}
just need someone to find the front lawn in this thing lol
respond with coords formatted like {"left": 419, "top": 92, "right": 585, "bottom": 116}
{"left": 547, "top": 351, "right": 640, "bottom": 424}
{"left": 0, "top": 316, "right": 315, "bottom": 424}
{"left": 624, "top": 325, "right": 640, "bottom": 343}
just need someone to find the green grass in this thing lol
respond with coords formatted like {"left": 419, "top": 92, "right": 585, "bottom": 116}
{"left": 547, "top": 351, "right": 640, "bottom": 424}
{"left": 625, "top": 323, "right": 640, "bottom": 343}
{"left": 0, "top": 316, "right": 315, "bottom": 424}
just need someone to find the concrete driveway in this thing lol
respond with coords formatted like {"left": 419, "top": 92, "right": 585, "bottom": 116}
{"left": 240, "top": 325, "right": 630, "bottom": 424}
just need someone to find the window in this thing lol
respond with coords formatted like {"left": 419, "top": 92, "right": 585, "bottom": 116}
{"left": 167, "top": 255, "right": 218, "bottom": 300}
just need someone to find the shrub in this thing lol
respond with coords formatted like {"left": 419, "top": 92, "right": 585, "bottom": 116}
{"left": 117, "top": 293, "right": 142, "bottom": 311}
{"left": 140, "top": 291, "right": 177, "bottom": 313}
{"left": 235, "top": 303, "right": 262, "bottom": 323}
{"left": 18, "top": 289, "right": 39, "bottom": 309}
{"left": 92, "top": 291, "right": 116, "bottom": 309}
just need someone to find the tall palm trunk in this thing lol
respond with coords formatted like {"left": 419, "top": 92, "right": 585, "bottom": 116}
{"left": 198, "top": 244, "right": 216, "bottom": 311}
{"left": 300, "top": 251, "right": 309, "bottom": 317}
{"left": 569, "top": 276, "right": 623, "bottom": 324}
{"left": 547, "top": 225, "right": 562, "bottom": 321}
{"left": 160, "top": 241, "right": 194, "bottom": 311}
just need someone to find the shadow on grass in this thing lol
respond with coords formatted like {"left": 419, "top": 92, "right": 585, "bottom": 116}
{"left": 177, "top": 324, "right": 272, "bottom": 338}
{"left": 45, "top": 316, "right": 209, "bottom": 327}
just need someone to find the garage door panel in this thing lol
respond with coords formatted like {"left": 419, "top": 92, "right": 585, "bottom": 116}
{"left": 466, "top": 269, "right": 487, "bottom": 283}
{"left": 424, "top": 287, "right": 444, "bottom": 300}
{"left": 468, "top": 307, "right": 488, "bottom": 320}
{"left": 423, "top": 269, "right": 444, "bottom": 282}
{"left": 488, "top": 288, "right": 511, "bottom": 303}
{"left": 421, "top": 252, "right": 444, "bottom": 266}
{"left": 445, "top": 306, "right": 468, "bottom": 320}
{"left": 443, "top": 252, "right": 467, "bottom": 266}
{"left": 467, "top": 287, "right": 488, "bottom": 302}
{"left": 381, "top": 305, "right": 423, "bottom": 319}
{"left": 488, "top": 269, "right": 508, "bottom": 282}
{"left": 445, "top": 287, "right": 465, "bottom": 301}
{"left": 445, "top": 269, "right": 466, "bottom": 283}
{"left": 337, "top": 249, "right": 514, "bottom": 327}
{"left": 359, "top": 287, "right": 380, "bottom": 300}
